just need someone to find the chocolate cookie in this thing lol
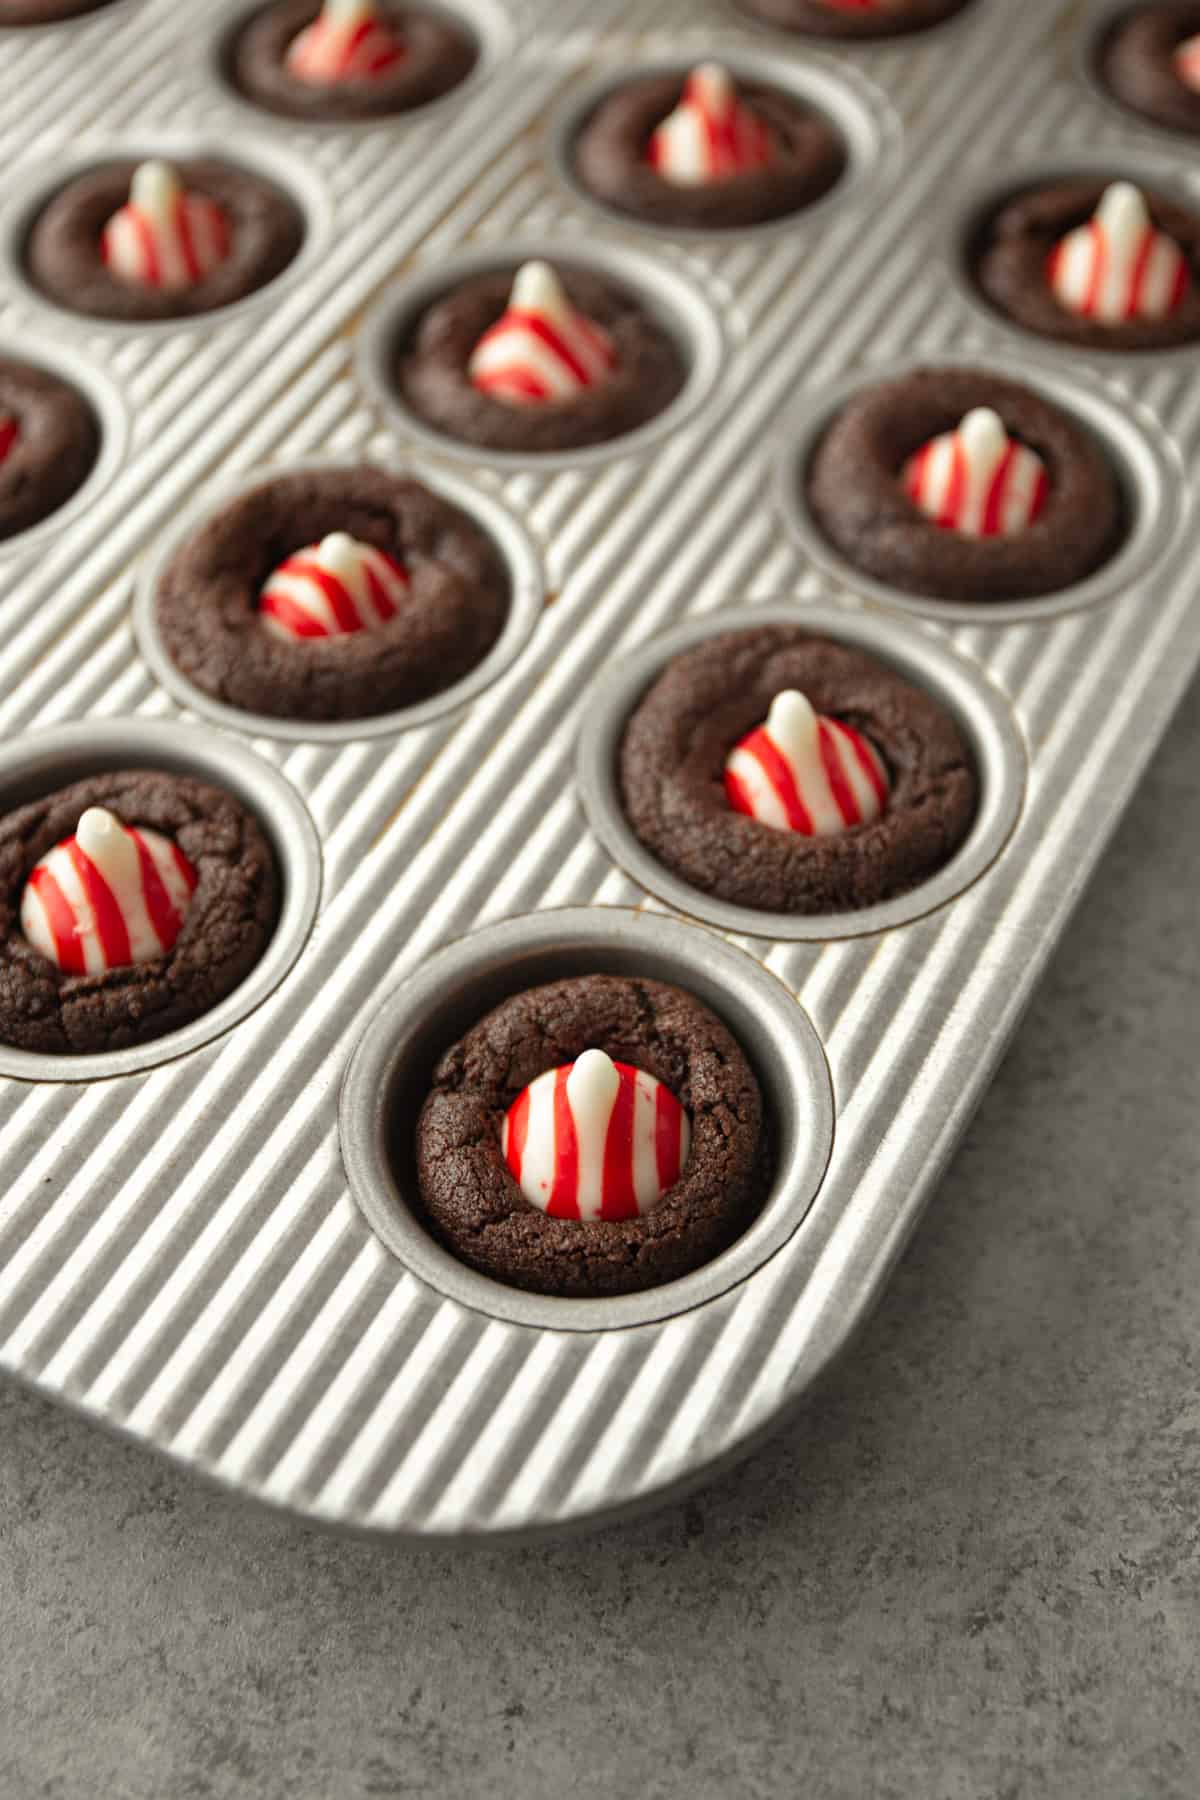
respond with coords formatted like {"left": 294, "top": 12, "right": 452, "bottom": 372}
{"left": 806, "top": 368, "right": 1124, "bottom": 602}
{"left": 973, "top": 178, "right": 1200, "bottom": 351}
{"left": 734, "top": 0, "right": 971, "bottom": 38}
{"left": 25, "top": 158, "right": 304, "bottom": 323}
{"left": 398, "top": 266, "right": 688, "bottom": 454}
{"left": 573, "top": 72, "right": 845, "bottom": 230}
{"left": 0, "top": 356, "right": 100, "bottom": 541}
{"left": 0, "top": 769, "right": 280, "bottom": 1055}
{"left": 1099, "top": 6, "right": 1200, "bottom": 135}
{"left": 619, "top": 625, "right": 977, "bottom": 914}
{"left": 155, "top": 465, "right": 510, "bottom": 724}
{"left": 415, "top": 975, "right": 769, "bottom": 1298}
{"left": 227, "top": 1, "right": 477, "bottom": 122}
{"left": 0, "top": 0, "right": 118, "bottom": 21}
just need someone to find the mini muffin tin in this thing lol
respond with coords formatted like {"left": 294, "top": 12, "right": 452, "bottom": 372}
{"left": 1, "top": 0, "right": 1199, "bottom": 1540}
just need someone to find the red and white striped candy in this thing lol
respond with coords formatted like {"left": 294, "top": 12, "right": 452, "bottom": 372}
{"left": 648, "top": 63, "right": 771, "bottom": 187}
{"left": 468, "top": 261, "right": 617, "bottom": 407}
{"left": 260, "top": 531, "right": 409, "bottom": 641}
{"left": 287, "top": 0, "right": 406, "bottom": 84}
{"left": 21, "top": 807, "right": 198, "bottom": 976}
{"left": 902, "top": 407, "right": 1049, "bottom": 539}
{"left": 1048, "top": 181, "right": 1189, "bottom": 324}
{"left": 1174, "top": 33, "right": 1200, "bottom": 94}
{"left": 0, "top": 413, "right": 18, "bottom": 466}
{"left": 501, "top": 1049, "right": 691, "bottom": 1223}
{"left": 725, "top": 690, "right": 889, "bottom": 837}
{"left": 101, "top": 161, "right": 231, "bottom": 293}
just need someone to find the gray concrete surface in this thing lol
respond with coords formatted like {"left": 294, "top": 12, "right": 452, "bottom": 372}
{"left": 3, "top": 678, "right": 1200, "bottom": 1800}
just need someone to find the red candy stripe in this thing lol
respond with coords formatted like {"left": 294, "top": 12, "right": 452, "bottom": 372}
{"left": 547, "top": 1068, "right": 581, "bottom": 1221}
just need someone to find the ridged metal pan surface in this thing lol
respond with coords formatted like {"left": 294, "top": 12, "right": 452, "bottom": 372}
{"left": 0, "top": 0, "right": 1197, "bottom": 1540}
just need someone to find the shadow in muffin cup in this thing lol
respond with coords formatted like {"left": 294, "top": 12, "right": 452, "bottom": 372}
{"left": 356, "top": 235, "right": 728, "bottom": 475}
{"left": 0, "top": 720, "right": 322, "bottom": 1083}
{"left": 776, "top": 351, "right": 1186, "bottom": 629}
{"left": 339, "top": 906, "right": 834, "bottom": 1333}
{"left": 576, "top": 601, "right": 1027, "bottom": 945}
{"left": 132, "top": 457, "right": 545, "bottom": 746}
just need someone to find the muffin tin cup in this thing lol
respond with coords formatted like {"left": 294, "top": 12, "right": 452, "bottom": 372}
{"left": 339, "top": 905, "right": 835, "bottom": 1333}
{"left": 942, "top": 147, "right": 1200, "bottom": 376}
{"left": 576, "top": 601, "right": 1026, "bottom": 944}
{"left": 356, "top": 235, "right": 729, "bottom": 475}
{"left": 776, "top": 350, "right": 1186, "bottom": 628}
{"left": 132, "top": 457, "right": 545, "bottom": 746}
{"left": 1074, "top": 1, "right": 1200, "bottom": 147}
{"left": 546, "top": 46, "right": 898, "bottom": 247}
{"left": 0, "top": 333, "right": 129, "bottom": 563}
{"left": 0, "top": 131, "right": 334, "bottom": 340}
{"left": 205, "top": 0, "right": 518, "bottom": 139}
{"left": 0, "top": 720, "right": 322, "bottom": 1084}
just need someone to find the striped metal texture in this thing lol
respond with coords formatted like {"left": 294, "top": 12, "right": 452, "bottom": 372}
{"left": 0, "top": 0, "right": 1196, "bottom": 1537}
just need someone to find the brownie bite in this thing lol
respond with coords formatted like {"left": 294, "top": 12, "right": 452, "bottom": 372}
{"left": 25, "top": 156, "right": 303, "bottom": 324}
{"left": 227, "top": 1, "right": 477, "bottom": 122}
{"left": 397, "top": 261, "right": 687, "bottom": 455}
{"left": 0, "top": 356, "right": 100, "bottom": 541}
{"left": 0, "top": 769, "right": 279, "bottom": 1056}
{"left": 1099, "top": 5, "right": 1200, "bottom": 136}
{"left": 734, "top": 0, "right": 971, "bottom": 38}
{"left": 415, "top": 974, "right": 770, "bottom": 1299}
{"left": 155, "top": 465, "right": 511, "bottom": 725}
{"left": 573, "top": 65, "right": 845, "bottom": 231}
{"left": 806, "top": 368, "right": 1125, "bottom": 603}
{"left": 972, "top": 177, "right": 1200, "bottom": 352}
{"left": 619, "top": 625, "right": 978, "bottom": 915}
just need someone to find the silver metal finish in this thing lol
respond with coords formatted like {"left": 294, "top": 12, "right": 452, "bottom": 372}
{"left": 340, "top": 906, "right": 835, "bottom": 1331}
{"left": 132, "top": 457, "right": 546, "bottom": 745}
{"left": 356, "top": 234, "right": 729, "bottom": 474}
{"left": 0, "top": 332, "right": 129, "bottom": 562}
{"left": 775, "top": 352, "right": 1186, "bottom": 628}
{"left": 547, "top": 48, "right": 896, "bottom": 245}
{"left": 1, "top": 0, "right": 1200, "bottom": 1539}
{"left": 0, "top": 721, "right": 322, "bottom": 1084}
{"left": 575, "top": 602, "right": 1027, "bottom": 943}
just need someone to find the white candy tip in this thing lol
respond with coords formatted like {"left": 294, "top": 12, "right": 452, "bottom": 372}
{"left": 691, "top": 62, "right": 734, "bottom": 100}
{"left": 766, "top": 690, "right": 818, "bottom": 742}
{"left": 75, "top": 807, "right": 122, "bottom": 860}
{"left": 1097, "top": 181, "right": 1149, "bottom": 231}
{"left": 316, "top": 531, "right": 361, "bottom": 569}
{"left": 567, "top": 1048, "right": 620, "bottom": 1115}
{"left": 959, "top": 407, "right": 1008, "bottom": 457}
{"left": 325, "top": 0, "right": 375, "bottom": 18}
{"left": 130, "top": 160, "right": 181, "bottom": 212}
{"left": 509, "top": 260, "right": 568, "bottom": 316}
